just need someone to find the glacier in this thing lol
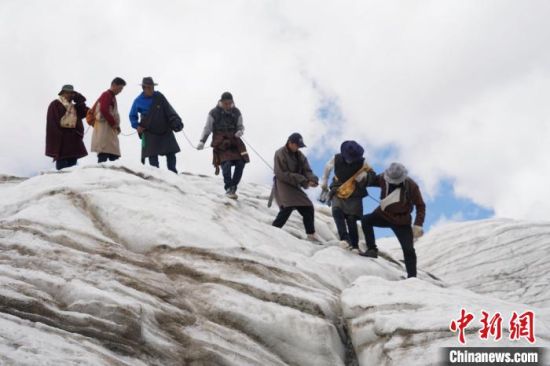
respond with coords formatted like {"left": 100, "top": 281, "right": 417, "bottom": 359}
{"left": 0, "top": 165, "right": 548, "bottom": 366}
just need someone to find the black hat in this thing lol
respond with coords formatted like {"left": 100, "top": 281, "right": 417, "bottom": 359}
{"left": 58, "top": 84, "right": 75, "bottom": 96}
{"left": 221, "top": 92, "right": 233, "bottom": 101}
{"left": 141, "top": 77, "right": 158, "bottom": 86}
{"left": 288, "top": 132, "right": 306, "bottom": 148}
{"left": 340, "top": 141, "right": 364, "bottom": 163}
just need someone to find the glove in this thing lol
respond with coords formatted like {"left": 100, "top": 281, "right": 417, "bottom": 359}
{"left": 355, "top": 171, "right": 367, "bottom": 182}
{"left": 234, "top": 130, "right": 244, "bottom": 138}
{"left": 412, "top": 225, "right": 424, "bottom": 239}
{"left": 319, "top": 188, "right": 330, "bottom": 203}
{"left": 197, "top": 141, "right": 205, "bottom": 150}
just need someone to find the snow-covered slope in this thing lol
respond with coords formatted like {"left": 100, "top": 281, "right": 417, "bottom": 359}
{"left": 0, "top": 164, "right": 408, "bottom": 366}
{"left": 342, "top": 277, "right": 550, "bottom": 366}
{"left": 412, "top": 219, "right": 550, "bottom": 307}
{"left": 342, "top": 220, "right": 550, "bottom": 366}
{"left": 1, "top": 165, "right": 548, "bottom": 366}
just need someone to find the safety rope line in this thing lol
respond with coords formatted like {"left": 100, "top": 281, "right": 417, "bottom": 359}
{"left": 241, "top": 136, "right": 273, "bottom": 172}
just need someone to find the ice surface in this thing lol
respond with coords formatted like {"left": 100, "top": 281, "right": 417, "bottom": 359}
{"left": 0, "top": 164, "right": 402, "bottom": 365}
{"left": 1, "top": 164, "right": 547, "bottom": 365}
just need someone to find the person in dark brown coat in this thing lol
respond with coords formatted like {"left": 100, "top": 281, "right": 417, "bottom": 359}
{"left": 271, "top": 133, "right": 320, "bottom": 242}
{"left": 360, "top": 162, "right": 426, "bottom": 278}
{"left": 45, "top": 85, "right": 89, "bottom": 170}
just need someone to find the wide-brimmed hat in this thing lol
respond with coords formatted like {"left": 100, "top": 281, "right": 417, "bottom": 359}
{"left": 58, "top": 84, "right": 75, "bottom": 96}
{"left": 340, "top": 140, "right": 364, "bottom": 163}
{"left": 288, "top": 133, "right": 306, "bottom": 148}
{"left": 384, "top": 162, "right": 408, "bottom": 185}
{"left": 141, "top": 77, "right": 158, "bottom": 86}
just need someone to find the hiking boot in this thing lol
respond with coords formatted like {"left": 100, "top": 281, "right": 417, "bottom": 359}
{"left": 360, "top": 248, "right": 378, "bottom": 258}
{"left": 307, "top": 234, "right": 323, "bottom": 244}
{"left": 225, "top": 188, "right": 238, "bottom": 200}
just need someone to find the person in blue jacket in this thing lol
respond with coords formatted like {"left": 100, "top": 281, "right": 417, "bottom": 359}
{"left": 129, "top": 77, "right": 183, "bottom": 173}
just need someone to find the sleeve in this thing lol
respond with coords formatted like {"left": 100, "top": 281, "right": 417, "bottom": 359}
{"left": 73, "top": 92, "right": 89, "bottom": 120}
{"left": 301, "top": 154, "right": 319, "bottom": 184}
{"left": 129, "top": 98, "right": 139, "bottom": 129}
{"left": 163, "top": 97, "right": 183, "bottom": 132}
{"left": 200, "top": 114, "right": 215, "bottom": 143}
{"left": 99, "top": 92, "right": 117, "bottom": 127}
{"left": 236, "top": 115, "right": 244, "bottom": 133}
{"left": 274, "top": 152, "right": 308, "bottom": 187}
{"left": 412, "top": 184, "right": 426, "bottom": 227}
{"left": 366, "top": 173, "right": 383, "bottom": 187}
{"left": 45, "top": 101, "right": 65, "bottom": 158}
{"left": 321, "top": 157, "right": 335, "bottom": 188}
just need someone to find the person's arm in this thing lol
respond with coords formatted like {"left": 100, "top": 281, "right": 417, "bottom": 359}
{"left": 412, "top": 184, "right": 426, "bottom": 227}
{"left": 301, "top": 153, "right": 319, "bottom": 186}
{"left": 235, "top": 115, "right": 244, "bottom": 137}
{"left": 321, "top": 157, "right": 335, "bottom": 189}
{"left": 366, "top": 173, "right": 383, "bottom": 187}
{"left": 129, "top": 98, "right": 140, "bottom": 129}
{"left": 72, "top": 92, "right": 89, "bottom": 119}
{"left": 200, "top": 114, "right": 214, "bottom": 143}
{"left": 274, "top": 152, "right": 308, "bottom": 187}
{"left": 162, "top": 96, "right": 183, "bottom": 132}
{"left": 99, "top": 92, "right": 117, "bottom": 127}
{"left": 46, "top": 101, "right": 65, "bottom": 158}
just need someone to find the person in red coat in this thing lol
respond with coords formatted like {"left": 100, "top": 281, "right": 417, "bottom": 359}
{"left": 45, "top": 85, "right": 89, "bottom": 170}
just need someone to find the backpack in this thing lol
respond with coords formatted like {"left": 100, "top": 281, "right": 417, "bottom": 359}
{"left": 85, "top": 100, "right": 98, "bottom": 126}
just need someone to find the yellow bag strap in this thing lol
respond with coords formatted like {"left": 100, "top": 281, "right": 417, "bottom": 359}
{"left": 338, "top": 164, "right": 371, "bottom": 187}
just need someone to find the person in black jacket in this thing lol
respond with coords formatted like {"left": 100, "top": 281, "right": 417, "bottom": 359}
{"left": 129, "top": 77, "right": 183, "bottom": 173}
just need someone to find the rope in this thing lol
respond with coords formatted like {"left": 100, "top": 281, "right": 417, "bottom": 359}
{"left": 241, "top": 136, "right": 273, "bottom": 172}
{"left": 181, "top": 129, "right": 199, "bottom": 150}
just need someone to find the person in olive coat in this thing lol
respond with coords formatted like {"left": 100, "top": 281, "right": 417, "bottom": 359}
{"left": 271, "top": 133, "right": 320, "bottom": 242}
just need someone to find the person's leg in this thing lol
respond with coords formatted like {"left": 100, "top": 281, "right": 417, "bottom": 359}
{"left": 231, "top": 159, "right": 245, "bottom": 191}
{"left": 346, "top": 214, "right": 360, "bottom": 248}
{"left": 67, "top": 158, "right": 78, "bottom": 168}
{"left": 221, "top": 161, "right": 233, "bottom": 191}
{"left": 332, "top": 207, "right": 349, "bottom": 243}
{"left": 272, "top": 207, "right": 294, "bottom": 228}
{"left": 166, "top": 153, "right": 177, "bottom": 173}
{"left": 392, "top": 225, "right": 417, "bottom": 278}
{"left": 55, "top": 159, "right": 68, "bottom": 170}
{"left": 297, "top": 206, "right": 315, "bottom": 235}
{"left": 361, "top": 212, "right": 392, "bottom": 250}
{"left": 108, "top": 154, "right": 119, "bottom": 162}
{"left": 98, "top": 153, "right": 108, "bottom": 163}
{"left": 149, "top": 155, "right": 159, "bottom": 168}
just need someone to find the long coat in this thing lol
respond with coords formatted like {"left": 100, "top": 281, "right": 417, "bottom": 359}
{"left": 45, "top": 94, "right": 88, "bottom": 161}
{"left": 140, "top": 93, "right": 183, "bottom": 158}
{"left": 272, "top": 146, "right": 318, "bottom": 208}
{"left": 91, "top": 90, "right": 121, "bottom": 156}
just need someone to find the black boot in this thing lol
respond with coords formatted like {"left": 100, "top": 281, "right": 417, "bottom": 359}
{"left": 360, "top": 248, "right": 378, "bottom": 258}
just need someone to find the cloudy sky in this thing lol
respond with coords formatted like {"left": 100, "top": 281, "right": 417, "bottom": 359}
{"left": 1, "top": 0, "right": 550, "bottom": 229}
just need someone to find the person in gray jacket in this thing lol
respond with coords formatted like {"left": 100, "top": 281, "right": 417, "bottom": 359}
{"left": 271, "top": 133, "right": 320, "bottom": 242}
{"left": 197, "top": 92, "right": 249, "bottom": 199}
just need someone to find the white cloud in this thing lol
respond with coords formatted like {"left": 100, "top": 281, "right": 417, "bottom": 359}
{"left": 1, "top": 0, "right": 550, "bottom": 219}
